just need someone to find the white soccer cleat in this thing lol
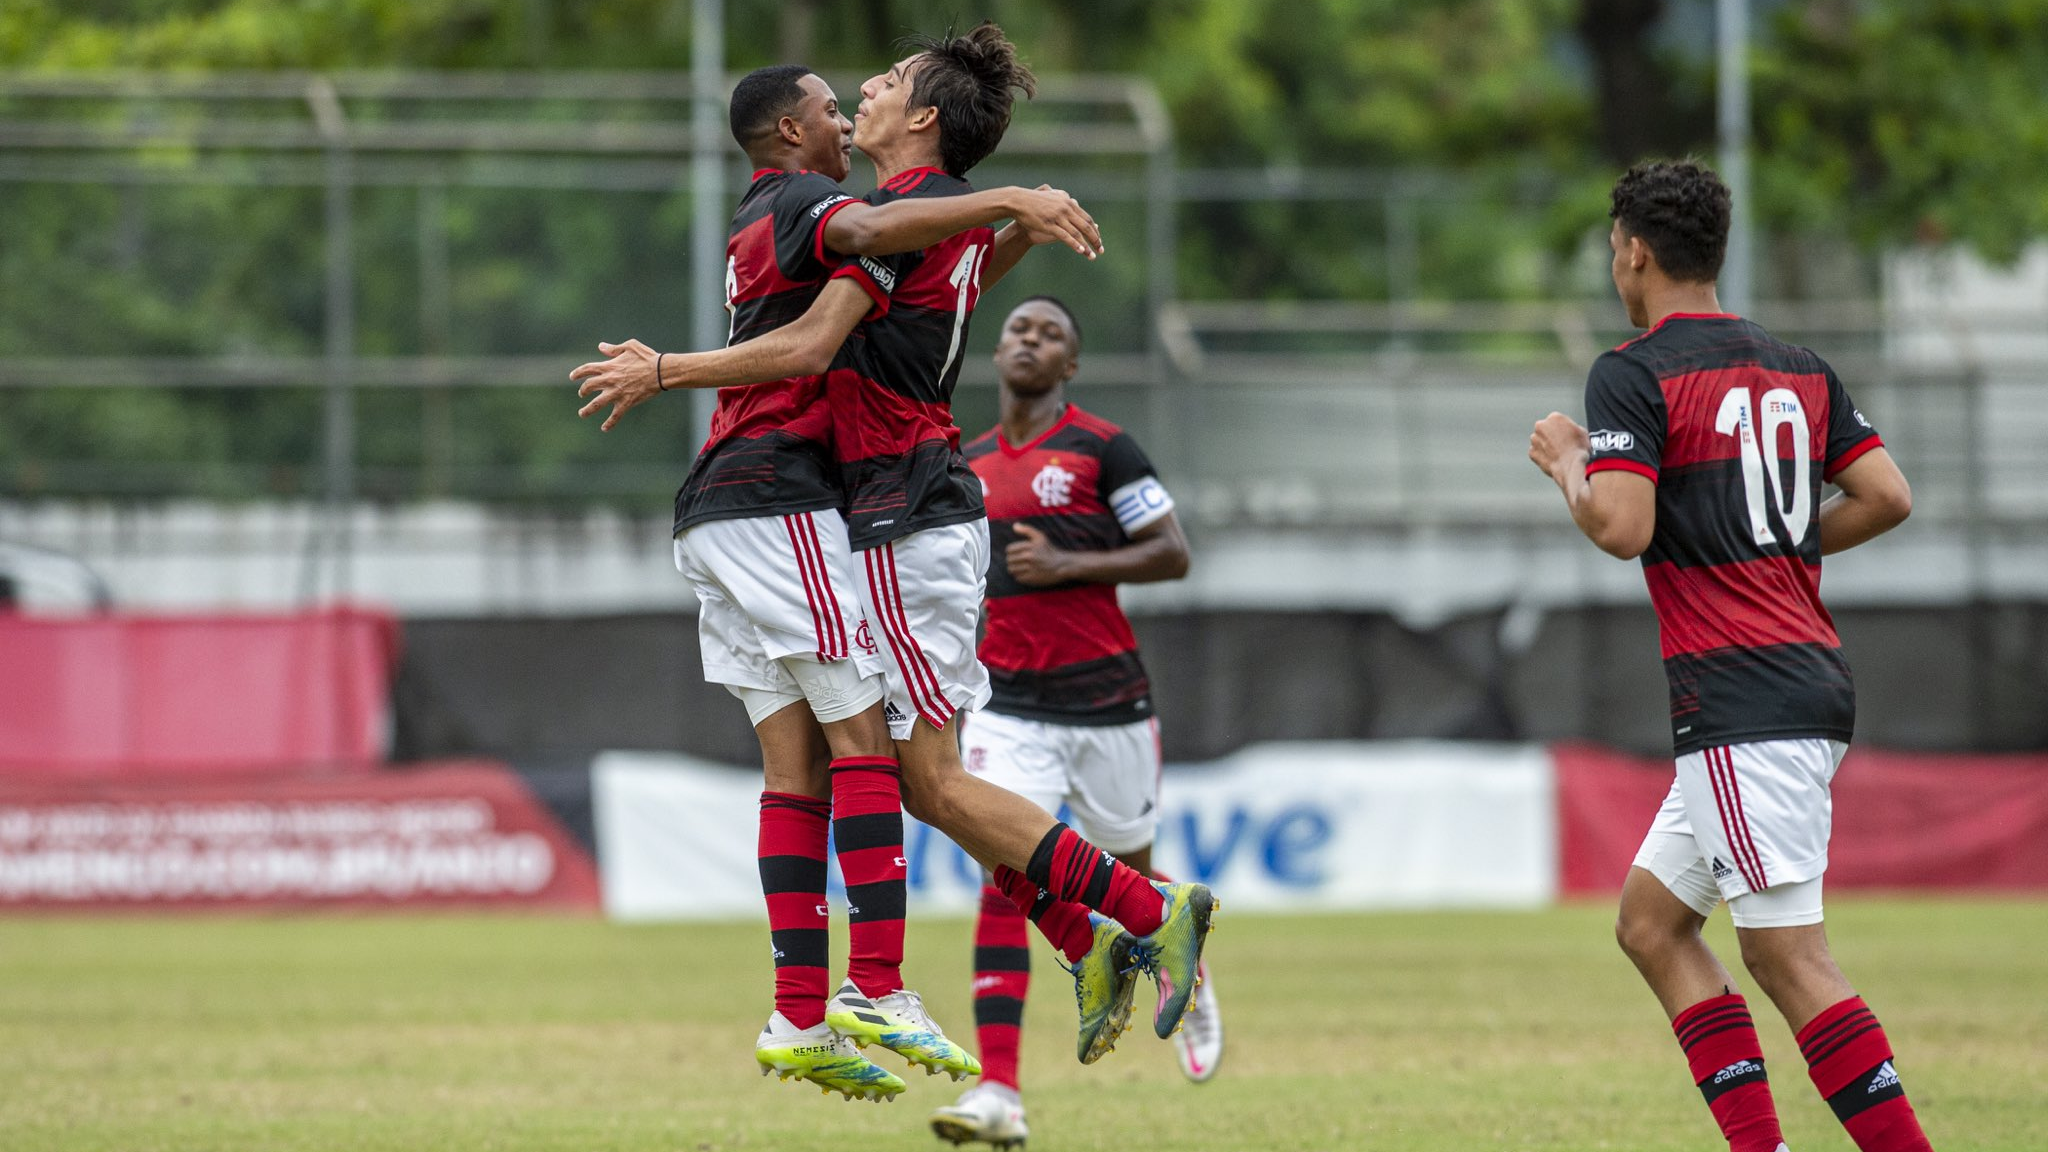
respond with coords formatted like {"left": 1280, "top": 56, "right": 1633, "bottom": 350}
{"left": 824, "top": 979, "right": 982, "bottom": 1081}
{"left": 1172, "top": 960, "right": 1222, "bottom": 1082}
{"left": 754, "top": 1011, "right": 906, "bottom": 1102}
{"left": 929, "top": 1082, "right": 1029, "bottom": 1148}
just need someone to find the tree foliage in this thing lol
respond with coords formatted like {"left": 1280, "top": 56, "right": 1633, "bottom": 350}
{"left": 0, "top": 0, "right": 2042, "bottom": 503}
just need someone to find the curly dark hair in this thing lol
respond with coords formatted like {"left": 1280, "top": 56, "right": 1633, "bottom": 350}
{"left": 900, "top": 21, "right": 1037, "bottom": 178}
{"left": 728, "top": 64, "right": 812, "bottom": 154}
{"left": 1609, "top": 160, "right": 1731, "bottom": 284}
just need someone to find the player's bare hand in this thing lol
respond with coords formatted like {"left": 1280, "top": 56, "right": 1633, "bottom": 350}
{"left": 1005, "top": 522, "right": 1072, "bottom": 586}
{"left": 1008, "top": 185, "right": 1102, "bottom": 259}
{"left": 571, "top": 339, "right": 663, "bottom": 432}
{"left": 1529, "top": 412, "right": 1590, "bottom": 484}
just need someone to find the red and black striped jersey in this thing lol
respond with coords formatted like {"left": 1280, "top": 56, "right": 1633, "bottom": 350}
{"left": 672, "top": 169, "right": 861, "bottom": 534}
{"left": 825, "top": 167, "right": 992, "bottom": 550}
{"left": 964, "top": 405, "right": 1174, "bottom": 725}
{"left": 1584, "top": 313, "right": 1885, "bottom": 755}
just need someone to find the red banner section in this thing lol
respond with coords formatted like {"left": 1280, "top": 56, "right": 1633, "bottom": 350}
{"left": 0, "top": 762, "right": 600, "bottom": 911}
{"left": 1555, "top": 742, "right": 2048, "bottom": 894}
{"left": 0, "top": 606, "right": 398, "bottom": 778}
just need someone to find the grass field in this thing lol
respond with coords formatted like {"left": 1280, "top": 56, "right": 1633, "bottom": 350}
{"left": 0, "top": 899, "right": 2041, "bottom": 1151}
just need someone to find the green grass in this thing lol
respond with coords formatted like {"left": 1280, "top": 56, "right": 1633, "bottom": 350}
{"left": 1, "top": 900, "right": 2042, "bottom": 1150}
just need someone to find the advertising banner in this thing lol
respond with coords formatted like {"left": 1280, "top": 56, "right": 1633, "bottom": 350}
{"left": 0, "top": 762, "right": 600, "bottom": 911}
{"left": 0, "top": 606, "right": 399, "bottom": 777}
{"left": 592, "top": 742, "right": 1557, "bottom": 922}
{"left": 1553, "top": 743, "right": 2048, "bottom": 894}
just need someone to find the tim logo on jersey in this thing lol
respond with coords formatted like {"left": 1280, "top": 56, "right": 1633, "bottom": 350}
{"left": 1031, "top": 462, "right": 1076, "bottom": 507}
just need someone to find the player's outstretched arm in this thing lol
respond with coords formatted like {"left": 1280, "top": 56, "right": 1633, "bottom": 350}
{"left": 826, "top": 185, "right": 1101, "bottom": 259}
{"left": 979, "top": 185, "right": 1094, "bottom": 291}
{"left": 1530, "top": 411, "right": 1656, "bottom": 559}
{"left": 570, "top": 280, "right": 871, "bottom": 432}
{"left": 1818, "top": 447, "right": 1911, "bottom": 555}
{"left": 1005, "top": 514, "right": 1190, "bottom": 588}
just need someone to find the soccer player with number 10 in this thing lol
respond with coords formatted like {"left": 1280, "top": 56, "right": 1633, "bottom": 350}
{"left": 1530, "top": 160, "right": 1931, "bottom": 1152}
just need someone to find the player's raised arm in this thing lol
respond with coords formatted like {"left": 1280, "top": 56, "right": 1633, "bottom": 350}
{"left": 825, "top": 185, "right": 1100, "bottom": 259}
{"left": 1818, "top": 447, "right": 1911, "bottom": 555}
{"left": 571, "top": 279, "right": 872, "bottom": 432}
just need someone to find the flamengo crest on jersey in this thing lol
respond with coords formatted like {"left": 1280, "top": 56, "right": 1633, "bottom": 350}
{"left": 825, "top": 167, "right": 991, "bottom": 550}
{"left": 965, "top": 405, "right": 1174, "bottom": 725}
{"left": 1582, "top": 314, "right": 1884, "bottom": 754}
{"left": 672, "top": 170, "right": 861, "bottom": 534}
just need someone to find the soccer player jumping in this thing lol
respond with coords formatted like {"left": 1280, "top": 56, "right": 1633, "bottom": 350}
{"left": 1531, "top": 160, "right": 1931, "bottom": 1152}
{"left": 575, "top": 63, "right": 1100, "bottom": 1102}
{"left": 576, "top": 21, "right": 1216, "bottom": 1096}
{"left": 926, "top": 296, "right": 1219, "bottom": 1148}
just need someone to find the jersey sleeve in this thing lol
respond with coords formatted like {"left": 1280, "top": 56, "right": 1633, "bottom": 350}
{"left": 1582, "top": 350, "right": 1666, "bottom": 482}
{"left": 1099, "top": 432, "right": 1175, "bottom": 534}
{"left": 1820, "top": 366, "right": 1884, "bottom": 481}
{"left": 770, "top": 172, "right": 859, "bottom": 282}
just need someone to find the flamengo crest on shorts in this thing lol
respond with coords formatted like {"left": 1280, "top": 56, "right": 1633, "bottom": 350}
{"left": 965, "top": 405, "right": 1173, "bottom": 726}
{"left": 673, "top": 170, "right": 864, "bottom": 535}
{"left": 1582, "top": 314, "right": 1883, "bottom": 754}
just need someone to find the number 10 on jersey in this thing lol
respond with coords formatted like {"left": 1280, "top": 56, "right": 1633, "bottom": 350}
{"left": 1716, "top": 386, "right": 1813, "bottom": 546}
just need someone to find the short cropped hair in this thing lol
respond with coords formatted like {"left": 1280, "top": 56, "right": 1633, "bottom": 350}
{"left": 1609, "top": 160, "right": 1731, "bottom": 284}
{"left": 729, "top": 64, "right": 812, "bottom": 153}
{"left": 901, "top": 22, "right": 1037, "bottom": 178}
{"left": 1015, "top": 295, "right": 1082, "bottom": 354}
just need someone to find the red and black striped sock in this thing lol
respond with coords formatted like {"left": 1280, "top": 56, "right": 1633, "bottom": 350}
{"left": 970, "top": 883, "right": 1029, "bottom": 1090}
{"left": 758, "top": 791, "right": 832, "bottom": 1029}
{"left": 1671, "top": 993, "right": 1785, "bottom": 1152}
{"left": 1025, "top": 822, "right": 1165, "bottom": 937}
{"left": 830, "top": 755, "right": 906, "bottom": 998}
{"left": 991, "top": 862, "right": 1095, "bottom": 965}
{"left": 1798, "top": 997, "right": 1933, "bottom": 1152}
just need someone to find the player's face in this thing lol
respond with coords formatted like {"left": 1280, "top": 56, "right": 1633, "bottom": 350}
{"left": 994, "top": 301, "right": 1077, "bottom": 395}
{"left": 791, "top": 73, "right": 854, "bottom": 182}
{"left": 1610, "top": 220, "right": 1648, "bottom": 328}
{"left": 853, "top": 55, "right": 924, "bottom": 157}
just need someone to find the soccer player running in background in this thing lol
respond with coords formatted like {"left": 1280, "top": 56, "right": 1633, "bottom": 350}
{"left": 1529, "top": 160, "right": 1930, "bottom": 1152}
{"left": 576, "top": 20, "right": 1217, "bottom": 1071}
{"left": 927, "top": 296, "right": 1218, "bottom": 1148}
{"left": 573, "top": 63, "right": 1101, "bottom": 1103}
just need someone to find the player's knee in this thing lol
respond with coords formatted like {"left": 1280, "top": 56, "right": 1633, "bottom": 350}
{"left": 1615, "top": 909, "right": 1690, "bottom": 963}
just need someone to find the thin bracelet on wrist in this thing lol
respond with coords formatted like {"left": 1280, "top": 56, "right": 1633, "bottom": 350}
{"left": 656, "top": 352, "right": 668, "bottom": 391}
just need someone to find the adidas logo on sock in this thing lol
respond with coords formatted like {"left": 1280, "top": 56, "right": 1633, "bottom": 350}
{"left": 1869, "top": 1060, "right": 1900, "bottom": 1092}
{"left": 1712, "top": 1059, "right": 1763, "bottom": 1085}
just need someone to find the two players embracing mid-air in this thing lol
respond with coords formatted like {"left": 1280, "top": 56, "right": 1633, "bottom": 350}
{"left": 572, "top": 19, "right": 1219, "bottom": 1146}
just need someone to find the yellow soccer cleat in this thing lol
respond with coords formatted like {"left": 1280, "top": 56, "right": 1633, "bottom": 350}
{"left": 1066, "top": 914, "right": 1142, "bottom": 1064}
{"left": 755, "top": 1011, "right": 907, "bottom": 1103}
{"left": 1131, "top": 881, "right": 1217, "bottom": 1039}
{"left": 824, "top": 979, "right": 982, "bottom": 1082}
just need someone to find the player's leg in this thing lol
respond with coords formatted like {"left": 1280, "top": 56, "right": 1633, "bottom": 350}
{"left": 1622, "top": 773, "right": 1787, "bottom": 1152}
{"left": 678, "top": 520, "right": 907, "bottom": 1101}
{"left": 861, "top": 523, "right": 1212, "bottom": 959}
{"left": 1712, "top": 740, "right": 1934, "bottom": 1152}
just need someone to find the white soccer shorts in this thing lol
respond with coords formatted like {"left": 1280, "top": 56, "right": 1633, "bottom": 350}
{"left": 961, "top": 709, "right": 1163, "bottom": 855}
{"left": 674, "top": 510, "right": 886, "bottom": 703}
{"left": 853, "top": 519, "right": 993, "bottom": 741}
{"left": 1633, "top": 737, "right": 1848, "bottom": 928}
